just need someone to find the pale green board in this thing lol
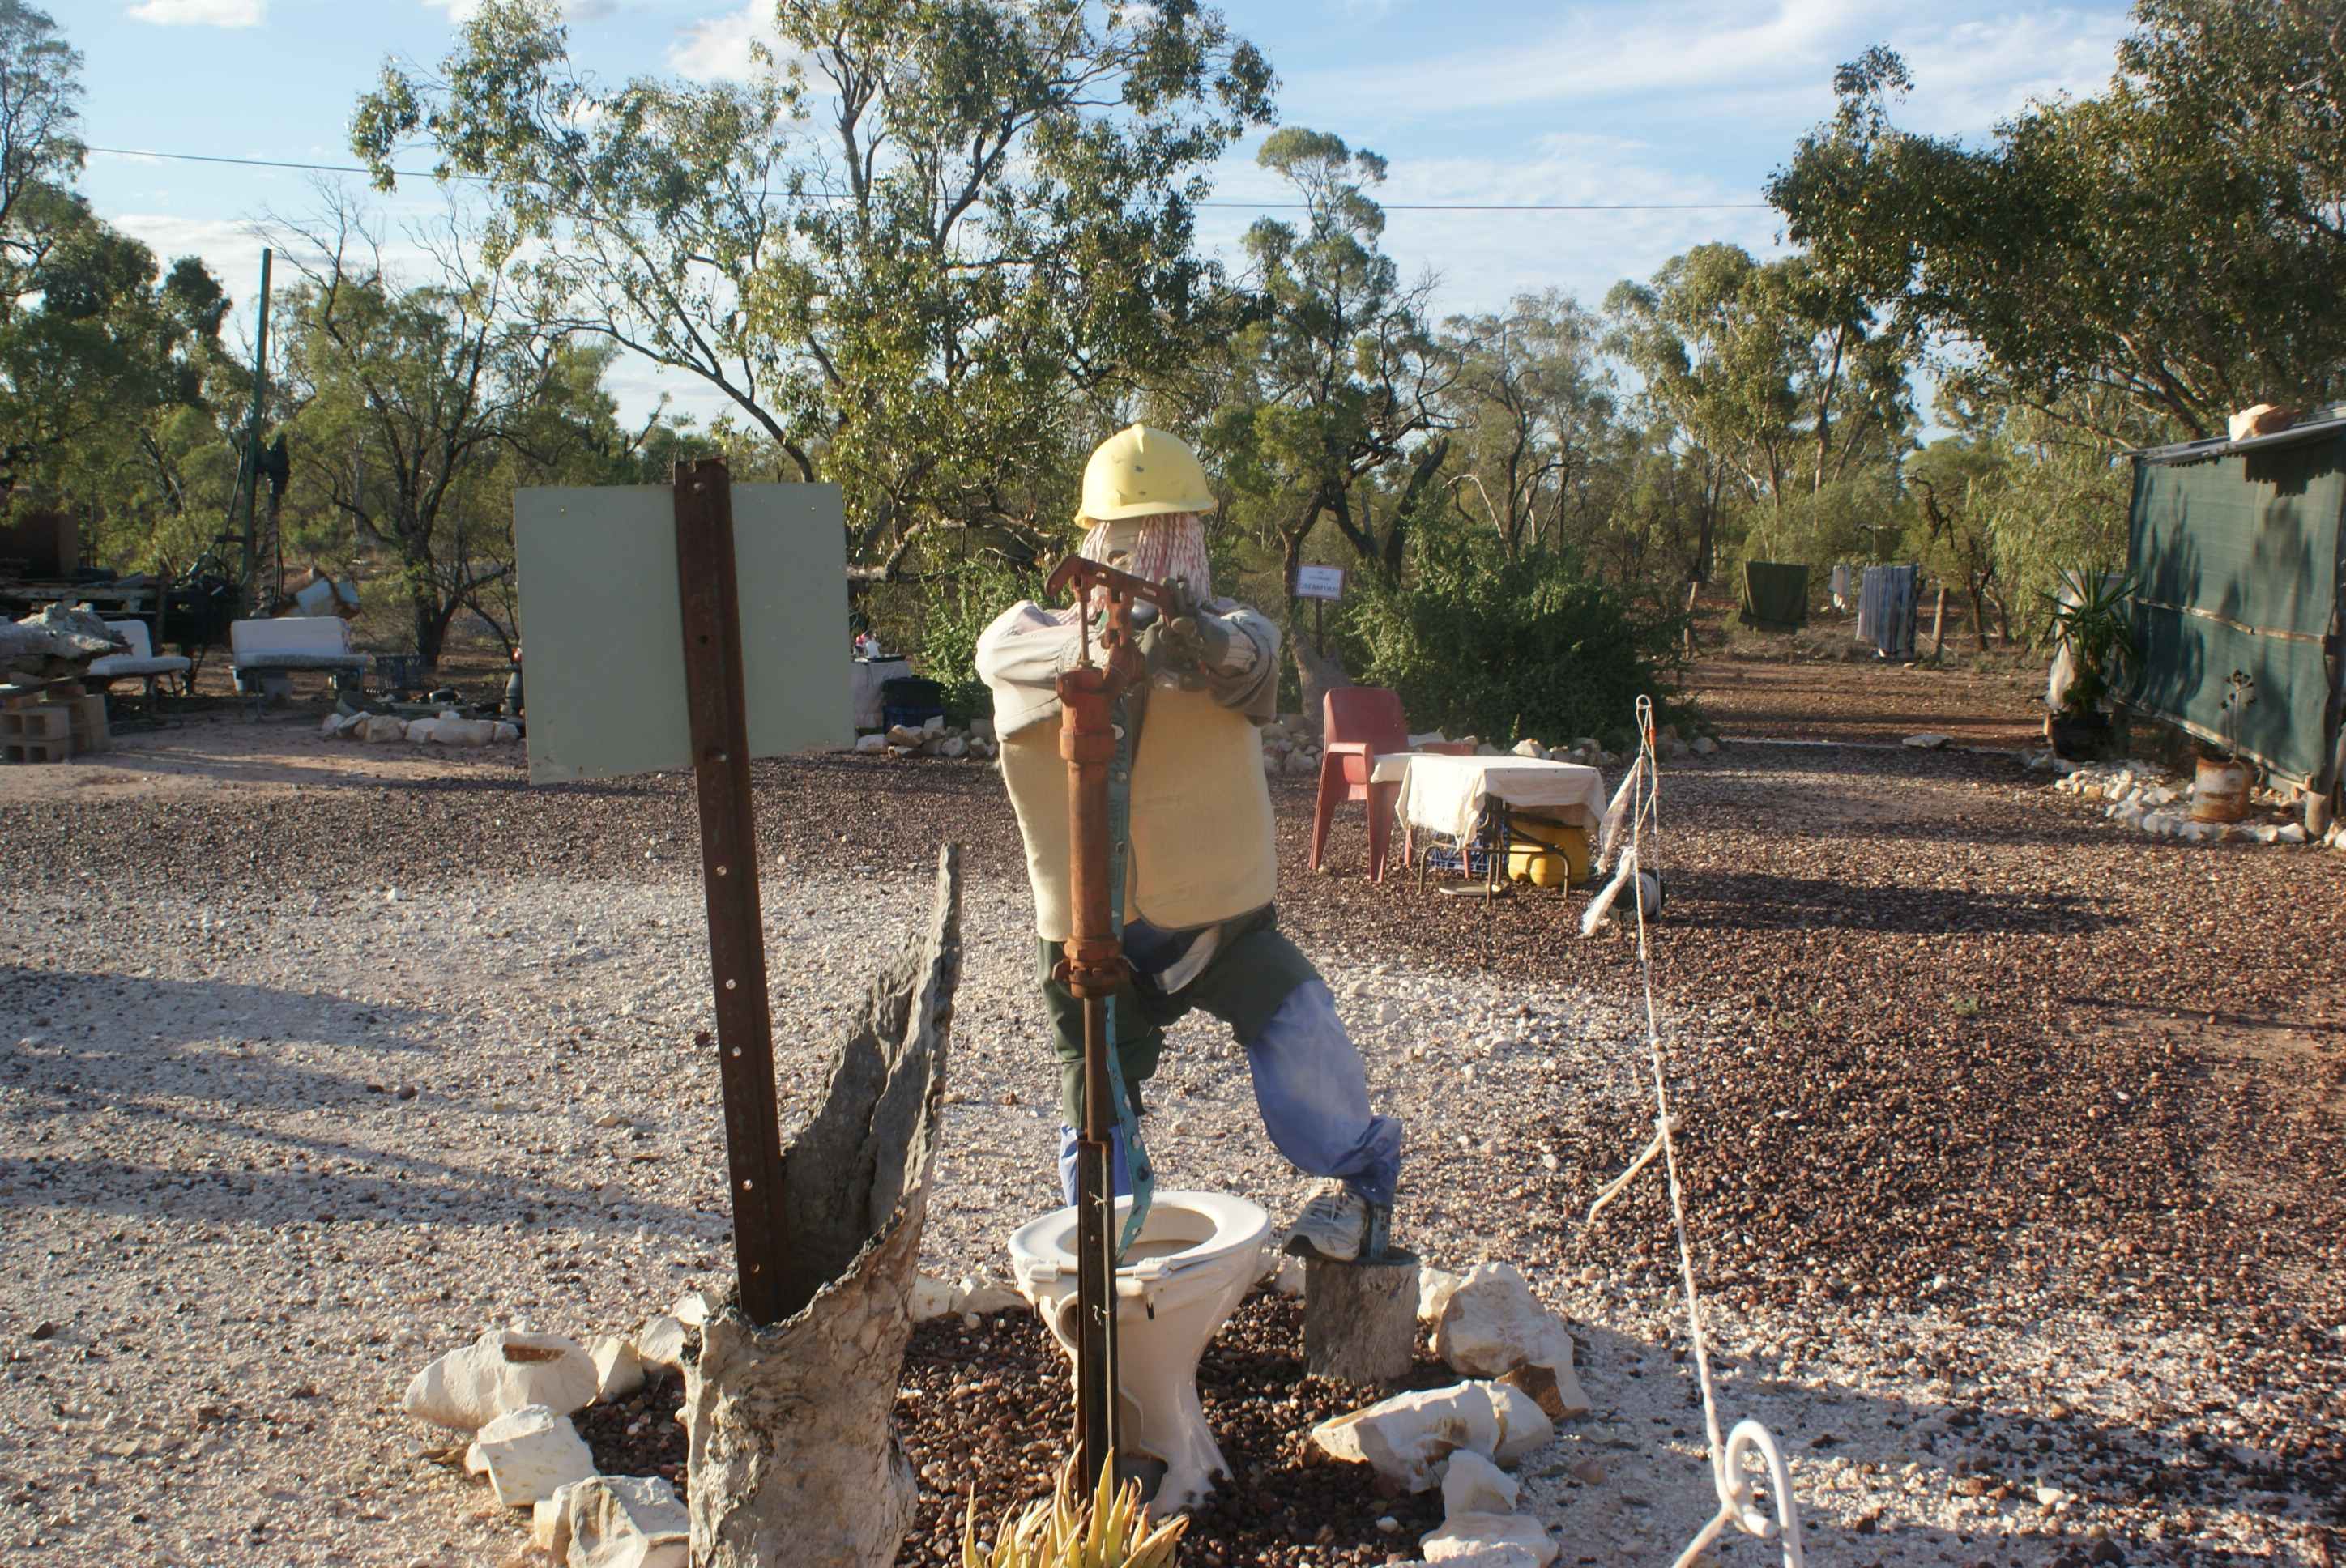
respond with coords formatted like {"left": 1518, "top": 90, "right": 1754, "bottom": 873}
{"left": 514, "top": 483, "right": 853, "bottom": 784}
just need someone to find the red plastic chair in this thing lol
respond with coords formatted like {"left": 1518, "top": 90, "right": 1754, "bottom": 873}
{"left": 1312, "top": 688, "right": 1410, "bottom": 881}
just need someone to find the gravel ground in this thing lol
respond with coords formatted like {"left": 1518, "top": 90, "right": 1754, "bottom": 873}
{"left": 1690, "top": 654, "right": 2048, "bottom": 750}
{"left": 1, "top": 707, "right": 2340, "bottom": 1567}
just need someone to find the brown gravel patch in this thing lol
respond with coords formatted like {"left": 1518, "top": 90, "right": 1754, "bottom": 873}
{"left": 1688, "top": 656, "right": 2047, "bottom": 750}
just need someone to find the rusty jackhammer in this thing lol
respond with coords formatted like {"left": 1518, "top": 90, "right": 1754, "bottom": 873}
{"left": 1044, "top": 551, "right": 1184, "bottom": 1494}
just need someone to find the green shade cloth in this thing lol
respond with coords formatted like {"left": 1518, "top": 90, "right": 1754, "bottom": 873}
{"left": 2128, "top": 424, "right": 2346, "bottom": 787}
{"left": 1738, "top": 561, "right": 1811, "bottom": 634}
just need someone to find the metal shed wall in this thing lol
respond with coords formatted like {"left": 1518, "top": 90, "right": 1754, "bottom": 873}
{"left": 2126, "top": 433, "right": 2346, "bottom": 787}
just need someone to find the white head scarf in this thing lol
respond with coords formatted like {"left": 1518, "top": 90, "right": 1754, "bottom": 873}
{"left": 1077, "top": 511, "right": 1210, "bottom": 599}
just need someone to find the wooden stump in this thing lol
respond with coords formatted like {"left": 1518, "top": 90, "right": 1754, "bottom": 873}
{"left": 1303, "top": 1247, "right": 1419, "bottom": 1385}
{"left": 683, "top": 846, "right": 963, "bottom": 1568}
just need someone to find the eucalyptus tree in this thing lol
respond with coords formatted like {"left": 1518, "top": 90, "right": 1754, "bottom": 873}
{"left": 1206, "top": 126, "right": 1450, "bottom": 593}
{"left": 0, "top": 0, "right": 83, "bottom": 275}
{"left": 1437, "top": 290, "right": 1612, "bottom": 560}
{"left": 353, "top": 0, "right": 1273, "bottom": 583}
{"left": 1604, "top": 242, "right": 1911, "bottom": 563}
{"left": 1768, "top": 14, "right": 2346, "bottom": 441}
{"left": 268, "top": 201, "right": 624, "bottom": 667}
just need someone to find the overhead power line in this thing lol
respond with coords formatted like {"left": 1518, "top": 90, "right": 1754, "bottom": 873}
{"left": 87, "top": 144, "right": 1769, "bottom": 211}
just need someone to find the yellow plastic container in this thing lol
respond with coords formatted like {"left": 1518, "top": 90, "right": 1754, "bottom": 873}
{"left": 1507, "top": 817, "right": 1592, "bottom": 887}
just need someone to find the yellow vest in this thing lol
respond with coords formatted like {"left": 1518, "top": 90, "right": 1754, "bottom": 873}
{"left": 1000, "top": 686, "right": 1278, "bottom": 942}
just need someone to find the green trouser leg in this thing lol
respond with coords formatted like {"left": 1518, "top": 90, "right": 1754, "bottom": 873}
{"left": 1038, "top": 938, "right": 1170, "bottom": 1127}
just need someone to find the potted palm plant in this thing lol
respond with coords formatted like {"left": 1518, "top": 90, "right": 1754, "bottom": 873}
{"left": 2043, "top": 565, "right": 2139, "bottom": 759}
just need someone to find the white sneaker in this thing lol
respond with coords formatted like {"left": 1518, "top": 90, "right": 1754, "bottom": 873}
{"left": 1282, "top": 1180, "right": 1391, "bottom": 1263}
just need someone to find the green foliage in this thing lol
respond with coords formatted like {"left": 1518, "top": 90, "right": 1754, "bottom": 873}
{"left": 1342, "top": 507, "right": 1687, "bottom": 749}
{"left": 912, "top": 552, "right": 1047, "bottom": 722}
{"left": 268, "top": 200, "right": 679, "bottom": 664}
{"left": 1437, "top": 290, "right": 1614, "bottom": 560}
{"left": 1605, "top": 242, "right": 1913, "bottom": 567}
{"left": 1768, "top": 11, "right": 2346, "bottom": 440}
{"left": 355, "top": 0, "right": 1273, "bottom": 586}
{"left": 2043, "top": 563, "right": 2139, "bottom": 714}
{"left": 1201, "top": 126, "right": 1444, "bottom": 594}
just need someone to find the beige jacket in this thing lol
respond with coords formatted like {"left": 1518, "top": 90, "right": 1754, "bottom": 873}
{"left": 977, "top": 600, "right": 1281, "bottom": 941}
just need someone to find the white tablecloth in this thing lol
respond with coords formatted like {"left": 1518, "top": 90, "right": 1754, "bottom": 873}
{"left": 1393, "top": 753, "right": 1609, "bottom": 841}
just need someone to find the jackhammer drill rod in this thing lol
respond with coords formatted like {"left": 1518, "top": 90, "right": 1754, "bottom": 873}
{"left": 1057, "top": 660, "right": 1124, "bottom": 1492}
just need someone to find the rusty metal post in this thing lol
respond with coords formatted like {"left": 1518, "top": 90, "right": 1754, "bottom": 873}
{"left": 673, "top": 458, "right": 791, "bottom": 1325}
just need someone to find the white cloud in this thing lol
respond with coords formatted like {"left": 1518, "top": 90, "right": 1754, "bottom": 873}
{"left": 1279, "top": 1, "right": 2125, "bottom": 138}
{"left": 126, "top": 0, "right": 265, "bottom": 24}
{"left": 670, "top": 2, "right": 783, "bottom": 83}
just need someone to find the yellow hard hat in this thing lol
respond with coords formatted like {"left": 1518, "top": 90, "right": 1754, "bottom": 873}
{"left": 1078, "top": 424, "right": 1216, "bottom": 522}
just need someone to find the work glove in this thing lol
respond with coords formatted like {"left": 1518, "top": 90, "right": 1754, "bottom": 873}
{"left": 1130, "top": 609, "right": 1169, "bottom": 680}
{"left": 1162, "top": 609, "right": 1253, "bottom": 677}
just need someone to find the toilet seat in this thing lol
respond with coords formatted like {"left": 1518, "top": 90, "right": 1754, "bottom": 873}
{"left": 1005, "top": 1191, "right": 1272, "bottom": 1516}
{"left": 1009, "top": 1191, "right": 1269, "bottom": 1289}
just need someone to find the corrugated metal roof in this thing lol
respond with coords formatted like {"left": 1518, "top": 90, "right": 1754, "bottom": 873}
{"left": 2133, "top": 407, "right": 2346, "bottom": 466}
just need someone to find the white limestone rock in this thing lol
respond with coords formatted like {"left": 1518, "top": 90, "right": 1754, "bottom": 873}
{"left": 1423, "top": 1512, "right": 1558, "bottom": 1565}
{"left": 468, "top": 1404, "right": 596, "bottom": 1506}
{"left": 405, "top": 718, "right": 442, "bottom": 744}
{"left": 1433, "top": 1262, "right": 1591, "bottom": 1417}
{"left": 953, "top": 1272, "right": 1025, "bottom": 1317}
{"left": 1420, "top": 1547, "right": 1544, "bottom": 1568}
{"left": 669, "top": 1289, "right": 720, "bottom": 1327}
{"left": 1901, "top": 733, "right": 1951, "bottom": 749}
{"left": 635, "top": 1315, "right": 691, "bottom": 1376}
{"left": 533, "top": 1482, "right": 582, "bottom": 1557}
{"left": 1418, "top": 1264, "right": 1465, "bottom": 1326}
{"left": 358, "top": 714, "right": 407, "bottom": 743}
{"left": 909, "top": 1273, "right": 956, "bottom": 1322}
{"left": 587, "top": 1335, "right": 644, "bottom": 1403}
{"left": 1691, "top": 735, "right": 1718, "bottom": 756}
{"left": 1440, "top": 1449, "right": 1521, "bottom": 1516}
{"left": 566, "top": 1474, "right": 690, "bottom": 1568}
{"left": 402, "top": 1329, "right": 598, "bottom": 1431}
{"left": 855, "top": 732, "right": 889, "bottom": 754}
{"left": 434, "top": 718, "right": 498, "bottom": 746}
{"left": 939, "top": 735, "right": 968, "bottom": 759}
{"left": 1511, "top": 739, "right": 1546, "bottom": 758}
{"left": 1311, "top": 1381, "right": 1554, "bottom": 1491}
{"left": 493, "top": 720, "right": 520, "bottom": 743}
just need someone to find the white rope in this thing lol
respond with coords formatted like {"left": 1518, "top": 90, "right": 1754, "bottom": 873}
{"left": 1606, "top": 695, "right": 1806, "bottom": 1568}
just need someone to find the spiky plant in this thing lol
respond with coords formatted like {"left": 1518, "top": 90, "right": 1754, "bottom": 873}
{"left": 959, "top": 1455, "right": 1188, "bottom": 1568}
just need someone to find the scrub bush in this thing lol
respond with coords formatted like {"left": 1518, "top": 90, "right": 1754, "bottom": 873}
{"left": 1343, "top": 516, "right": 1691, "bottom": 749}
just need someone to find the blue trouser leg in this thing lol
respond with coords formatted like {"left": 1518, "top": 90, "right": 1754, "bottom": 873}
{"left": 1057, "top": 1122, "right": 1132, "bottom": 1206}
{"left": 1242, "top": 980, "right": 1403, "bottom": 1208}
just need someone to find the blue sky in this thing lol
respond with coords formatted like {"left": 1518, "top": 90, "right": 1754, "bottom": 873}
{"left": 71, "top": 0, "right": 2135, "bottom": 424}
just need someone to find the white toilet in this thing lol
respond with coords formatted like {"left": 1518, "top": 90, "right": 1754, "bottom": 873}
{"left": 1006, "top": 1191, "right": 1273, "bottom": 1515}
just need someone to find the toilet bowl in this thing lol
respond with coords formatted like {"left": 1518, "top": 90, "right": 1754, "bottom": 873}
{"left": 1006, "top": 1191, "right": 1273, "bottom": 1515}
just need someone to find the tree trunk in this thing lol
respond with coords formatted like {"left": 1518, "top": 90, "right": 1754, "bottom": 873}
{"left": 1968, "top": 582, "right": 1990, "bottom": 654}
{"left": 683, "top": 846, "right": 963, "bottom": 1568}
{"left": 1292, "top": 630, "right": 1350, "bottom": 735}
{"left": 1303, "top": 1249, "right": 1418, "bottom": 1385}
{"left": 1929, "top": 586, "right": 1947, "bottom": 657}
